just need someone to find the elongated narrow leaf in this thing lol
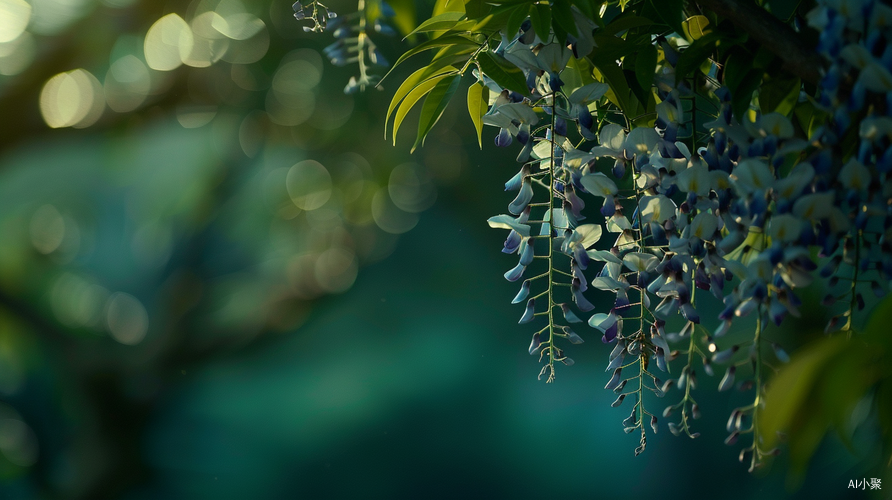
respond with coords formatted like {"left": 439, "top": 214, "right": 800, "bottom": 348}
{"left": 552, "top": 0, "right": 579, "bottom": 37}
{"left": 635, "top": 43, "right": 658, "bottom": 92}
{"left": 386, "top": 65, "right": 458, "bottom": 138}
{"left": 477, "top": 51, "right": 529, "bottom": 95}
{"left": 529, "top": 4, "right": 551, "bottom": 40}
{"left": 505, "top": 3, "right": 528, "bottom": 37}
{"left": 674, "top": 32, "right": 722, "bottom": 84}
{"left": 592, "top": 57, "right": 631, "bottom": 115}
{"left": 412, "top": 74, "right": 462, "bottom": 152}
{"left": 393, "top": 72, "right": 458, "bottom": 145}
{"left": 404, "top": 11, "right": 467, "bottom": 38}
{"left": 603, "top": 14, "right": 654, "bottom": 35}
{"left": 467, "top": 81, "right": 489, "bottom": 148}
{"left": 384, "top": 34, "right": 478, "bottom": 79}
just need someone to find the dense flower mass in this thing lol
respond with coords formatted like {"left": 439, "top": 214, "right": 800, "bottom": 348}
{"left": 302, "top": 0, "right": 892, "bottom": 468}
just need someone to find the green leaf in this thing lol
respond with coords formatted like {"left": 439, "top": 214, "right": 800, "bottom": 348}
{"left": 467, "top": 81, "right": 489, "bottom": 149}
{"left": 603, "top": 14, "right": 654, "bottom": 36}
{"left": 552, "top": 0, "right": 579, "bottom": 37}
{"left": 387, "top": 34, "right": 479, "bottom": 76}
{"left": 413, "top": 74, "right": 462, "bottom": 152}
{"left": 681, "top": 15, "right": 711, "bottom": 41}
{"left": 760, "top": 335, "right": 848, "bottom": 451}
{"left": 404, "top": 12, "right": 469, "bottom": 38}
{"left": 393, "top": 72, "right": 458, "bottom": 145}
{"left": 722, "top": 48, "right": 753, "bottom": 97}
{"left": 732, "top": 68, "right": 763, "bottom": 122}
{"left": 592, "top": 58, "right": 631, "bottom": 115}
{"left": 635, "top": 43, "right": 657, "bottom": 92}
{"left": 386, "top": 0, "right": 418, "bottom": 37}
{"left": 674, "top": 32, "right": 723, "bottom": 84}
{"left": 476, "top": 51, "right": 529, "bottom": 96}
{"left": 648, "top": 0, "right": 684, "bottom": 37}
{"left": 759, "top": 75, "right": 801, "bottom": 115}
{"left": 505, "top": 4, "right": 529, "bottom": 37}
{"left": 529, "top": 3, "right": 551, "bottom": 41}
{"left": 386, "top": 64, "right": 459, "bottom": 138}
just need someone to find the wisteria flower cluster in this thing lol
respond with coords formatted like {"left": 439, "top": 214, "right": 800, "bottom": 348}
{"left": 298, "top": 0, "right": 892, "bottom": 470}
{"left": 294, "top": 0, "right": 397, "bottom": 93}
{"left": 479, "top": 0, "right": 892, "bottom": 467}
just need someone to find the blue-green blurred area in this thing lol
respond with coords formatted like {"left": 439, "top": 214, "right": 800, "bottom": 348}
{"left": 0, "top": 0, "right": 885, "bottom": 498}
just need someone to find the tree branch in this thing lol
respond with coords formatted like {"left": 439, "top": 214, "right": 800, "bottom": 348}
{"left": 694, "top": 0, "right": 824, "bottom": 84}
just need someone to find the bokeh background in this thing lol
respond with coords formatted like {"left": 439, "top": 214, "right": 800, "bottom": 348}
{"left": 0, "top": 0, "right": 884, "bottom": 498}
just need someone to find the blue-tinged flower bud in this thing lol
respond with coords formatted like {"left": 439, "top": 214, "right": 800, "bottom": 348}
{"left": 735, "top": 297, "right": 757, "bottom": 317}
{"left": 623, "top": 410, "right": 637, "bottom": 427}
{"left": 379, "top": 0, "right": 396, "bottom": 17}
{"left": 724, "top": 431, "right": 739, "bottom": 446}
{"left": 529, "top": 332, "right": 542, "bottom": 355}
{"left": 518, "top": 238, "right": 534, "bottom": 266}
{"left": 572, "top": 282, "right": 594, "bottom": 312}
{"left": 726, "top": 409, "right": 740, "bottom": 432}
{"left": 600, "top": 195, "right": 617, "bottom": 216}
{"left": 680, "top": 303, "right": 700, "bottom": 323}
{"left": 655, "top": 349, "right": 667, "bottom": 372}
{"left": 495, "top": 127, "right": 512, "bottom": 147}
{"left": 343, "top": 76, "right": 361, "bottom": 94}
{"left": 502, "top": 230, "right": 522, "bottom": 254}
{"left": 508, "top": 179, "right": 533, "bottom": 215}
{"left": 373, "top": 19, "right": 396, "bottom": 36}
{"left": 611, "top": 393, "right": 626, "bottom": 407}
{"left": 771, "top": 342, "right": 790, "bottom": 363}
{"left": 748, "top": 139, "right": 764, "bottom": 158}
{"left": 605, "top": 368, "right": 622, "bottom": 390}
{"left": 651, "top": 415, "right": 659, "bottom": 433}
{"left": 614, "top": 379, "right": 627, "bottom": 393}
{"left": 602, "top": 319, "right": 619, "bottom": 343}
{"left": 561, "top": 303, "right": 582, "bottom": 323}
{"left": 611, "top": 159, "right": 626, "bottom": 179}
{"left": 769, "top": 298, "right": 787, "bottom": 325}
{"left": 606, "top": 352, "right": 624, "bottom": 371}
{"left": 504, "top": 262, "right": 526, "bottom": 282}
{"left": 561, "top": 357, "right": 575, "bottom": 366}
{"left": 563, "top": 326, "right": 583, "bottom": 344}
{"left": 714, "top": 130, "right": 727, "bottom": 155}
{"left": 660, "top": 379, "right": 675, "bottom": 394}
{"left": 333, "top": 25, "right": 350, "bottom": 38}
{"left": 718, "top": 365, "right": 736, "bottom": 391}
{"left": 668, "top": 422, "right": 681, "bottom": 436}
{"left": 519, "top": 298, "right": 535, "bottom": 324}
{"left": 512, "top": 280, "right": 531, "bottom": 304}
{"left": 848, "top": 80, "right": 866, "bottom": 112}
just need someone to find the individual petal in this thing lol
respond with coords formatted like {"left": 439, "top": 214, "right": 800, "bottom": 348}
{"left": 504, "top": 262, "right": 526, "bottom": 282}
{"left": 580, "top": 172, "right": 618, "bottom": 197}
{"left": 512, "top": 280, "right": 531, "bottom": 303}
{"left": 519, "top": 298, "right": 535, "bottom": 324}
{"left": 508, "top": 179, "right": 534, "bottom": 215}
{"left": 767, "top": 213, "right": 801, "bottom": 243}
{"left": 487, "top": 214, "right": 531, "bottom": 236}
